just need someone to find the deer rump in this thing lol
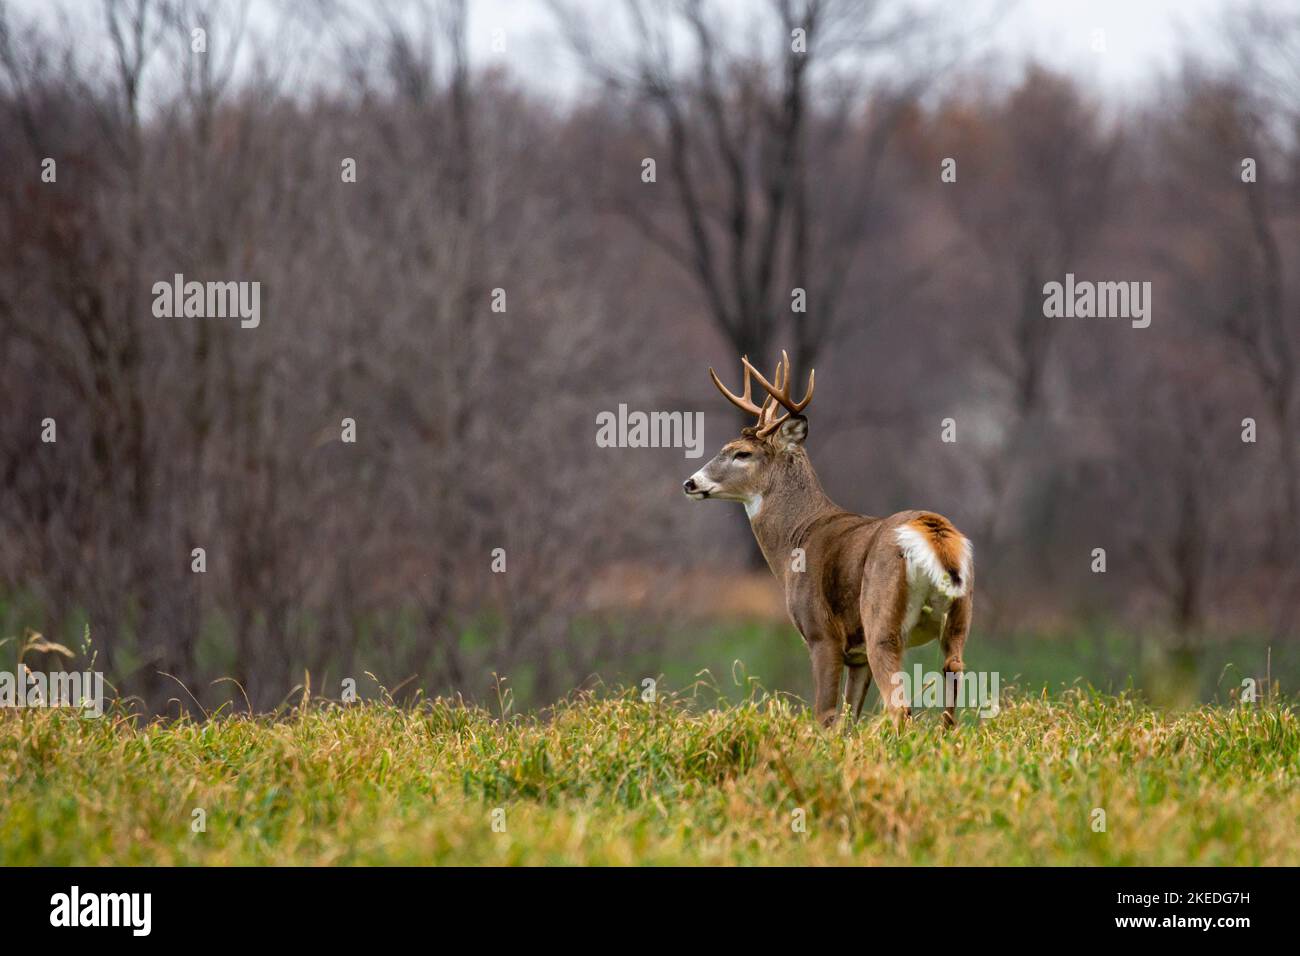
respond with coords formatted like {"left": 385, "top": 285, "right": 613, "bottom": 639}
{"left": 894, "top": 514, "right": 972, "bottom": 648}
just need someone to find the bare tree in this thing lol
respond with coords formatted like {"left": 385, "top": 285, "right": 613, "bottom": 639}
{"left": 1148, "top": 79, "right": 1298, "bottom": 641}
{"left": 551, "top": 0, "right": 967, "bottom": 372}
{"left": 933, "top": 67, "right": 1121, "bottom": 619}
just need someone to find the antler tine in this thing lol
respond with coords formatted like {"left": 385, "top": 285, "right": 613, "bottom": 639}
{"left": 708, "top": 356, "right": 766, "bottom": 418}
{"left": 742, "top": 350, "right": 816, "bottom": 432}
{"left": 789, "top": 352, "right": 813, "bottom": 413}
{"left": 756, "top": 356, "right": 784, "bottom": 429}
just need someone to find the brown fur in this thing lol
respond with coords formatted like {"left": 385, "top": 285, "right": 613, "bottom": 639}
{"left": 686, "top": 414, "right": 974, "bottom": 729}
{"left": 908, "top": 512, "right": 967, "bottom": 587}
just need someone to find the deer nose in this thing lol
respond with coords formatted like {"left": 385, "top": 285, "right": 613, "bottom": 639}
{"left": 682, "top": 478, "right": 699, "bottom": 494}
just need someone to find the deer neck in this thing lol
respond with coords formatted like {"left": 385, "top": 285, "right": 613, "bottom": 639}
{"left": 747, "top": 450, "right": 837, "bottom": 570}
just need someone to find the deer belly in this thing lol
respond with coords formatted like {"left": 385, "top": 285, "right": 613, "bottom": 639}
{"left": 906, "top": 606, "right": 944, "bottom": 647}
{"left": 901, "top": 566, "right": 951, "bottom": 647}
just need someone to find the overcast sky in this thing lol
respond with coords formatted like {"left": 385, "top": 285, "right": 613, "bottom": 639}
{"left": 461, "top": 0, "right": 1235, "bottom": 99}
{"left": 18, "top": 0, "right": 1241, "bottom": 102}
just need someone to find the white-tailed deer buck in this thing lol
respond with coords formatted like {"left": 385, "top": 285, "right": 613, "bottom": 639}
{"left": 683, "top": 352, "right": 973, "bottom": 728}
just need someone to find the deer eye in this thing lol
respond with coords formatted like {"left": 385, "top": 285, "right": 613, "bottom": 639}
{"left": 733, "top": 451, "right": 752, "bottom": 461}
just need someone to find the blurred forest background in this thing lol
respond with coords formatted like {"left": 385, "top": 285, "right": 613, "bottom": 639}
{"left": 1, "top": 0, "right": 1297, "bottom": 714}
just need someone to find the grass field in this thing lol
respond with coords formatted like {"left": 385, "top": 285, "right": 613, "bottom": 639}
{"left": 641, "top": 622, "right": 1293, "bottom": 710}
{"left": 2, "top": 682, "right": 1297, "bottom": 865}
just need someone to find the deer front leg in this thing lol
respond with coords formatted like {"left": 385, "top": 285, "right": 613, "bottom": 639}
{"left": 844, "top": 663, "right": 872, "bottom": 723}
{"left": 843, "top": 628, "right": 872, "bottom": 722}
{"left": 808, "top": 640, "right": 845, "bottom": 728}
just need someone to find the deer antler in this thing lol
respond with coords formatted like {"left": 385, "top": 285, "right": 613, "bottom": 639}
{"left": 709, "top": 356, "right": 784, "bottom": 430}
{"left": 742, "top": 350, "right": 814, "bottom": 437}
{"left": 710, "top": 352, "right": 810, "bottom": 437}
{"left": 708, "top": 356, "right": 765, "bottom": 420}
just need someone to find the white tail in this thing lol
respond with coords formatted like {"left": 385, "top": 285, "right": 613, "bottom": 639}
{"left": 896, "top": 524, "right": 972, "bottom": 600}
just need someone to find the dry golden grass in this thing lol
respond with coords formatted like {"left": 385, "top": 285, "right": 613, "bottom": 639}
{"left": 2, "top": 685, "right": 1296, "bottom": 865}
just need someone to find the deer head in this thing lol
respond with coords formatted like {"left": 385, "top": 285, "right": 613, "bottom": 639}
{"left": 682, "top": 351, "right": 815, "bottom": 513}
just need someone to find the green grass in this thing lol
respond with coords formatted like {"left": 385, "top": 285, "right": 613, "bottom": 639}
{"left": 2, "top": 683, "right": 1297, "bottom": 865}
{"left": 625, "top": 621, "right": 1293, "bottom": 710}
{"left": 6, "top": 589, "right": 1288, "bottom": 712}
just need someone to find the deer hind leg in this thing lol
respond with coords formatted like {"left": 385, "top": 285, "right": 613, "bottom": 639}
{"left": 864, "top": 624, "right": 908, "bottom": 729}
{"left": 940, "top": 591, "right": 972, "bottom": 729}
{"left": 861, "top": 555, "right": 910, "bottom": 728}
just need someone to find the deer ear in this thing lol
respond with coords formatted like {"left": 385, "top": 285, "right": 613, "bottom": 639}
{"left": 774, "top": 415, "right": 807, "bottom": 451}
